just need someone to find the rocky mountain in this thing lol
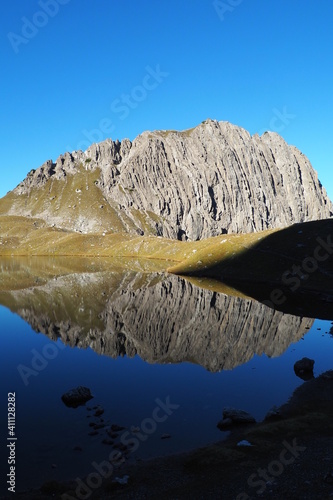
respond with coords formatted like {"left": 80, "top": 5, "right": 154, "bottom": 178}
{"left": 0, "top": 120, "right": 331, "bottom": 240}
{"left": 0, "top": 265, "right": 313, "bottom": 371}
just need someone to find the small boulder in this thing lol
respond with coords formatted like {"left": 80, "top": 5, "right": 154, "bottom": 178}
{"left": 94, "top": 407, "right": 104, "bottom": 417}
{"left": 217, "top": 407, "right": 255, "bottom": 430}
{"left": 222, "top": 407, "right": 256, "bottom": 424}
{"left": 217, "top": 417, "right": 233, "bottom": 430}
{"left": 61, "top": 386, "right": 93, "bottom": 408}
{"left": 294, "top": 357, "right": 314, "bottom": 380}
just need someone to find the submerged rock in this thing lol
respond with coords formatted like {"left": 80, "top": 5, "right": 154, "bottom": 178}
{"left": 94, "top": 407, "right": 104, "bottom": 417}
{"left": 61, "top": 386, "right": 93, "bottom": 408}
{"left": 93, "top": 423, "right": 105, "bottom": 430}
{"left": 102, "top": 438, "right": 114, "bottom": 446}
{"left": 111, "top": 424, "right": 126, "bottom": 432}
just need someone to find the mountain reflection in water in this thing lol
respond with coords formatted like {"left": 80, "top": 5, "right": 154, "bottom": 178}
{"left": 0, "top": 256, "right": 315, "bottom": 372}
{"left": 2, "top": 256, "right": 333, "bottom": 494}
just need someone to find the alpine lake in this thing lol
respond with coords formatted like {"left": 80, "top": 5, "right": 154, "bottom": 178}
{"left": 1, "top": 255, "right": 333, "bottom": 495}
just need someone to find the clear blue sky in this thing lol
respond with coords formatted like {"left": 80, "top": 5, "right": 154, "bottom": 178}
{"left": 1, "top": 0, "right": 332, "bottom": 199}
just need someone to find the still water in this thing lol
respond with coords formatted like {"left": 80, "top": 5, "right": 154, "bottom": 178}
{"left": 0, "top": 257, "right": 332, "bottom": 493}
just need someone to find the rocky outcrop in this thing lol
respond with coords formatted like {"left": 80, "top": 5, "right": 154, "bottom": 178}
{"left": 217, "top": 408, "right": 256, "bottom": 429}
{"left": 1, "top": 120, "right": 331, "bottom": 240}
{"left": 0, "top": 266, "right": 313, "bottom": 372}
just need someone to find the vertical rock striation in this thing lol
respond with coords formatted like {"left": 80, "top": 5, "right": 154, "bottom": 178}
{"left": 2, "top": 120, "right": 331, "bottom": 239}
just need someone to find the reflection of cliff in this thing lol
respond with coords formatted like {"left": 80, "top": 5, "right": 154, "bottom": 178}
{"left": 0, "top": 269, "right": 313, "bottom": 371}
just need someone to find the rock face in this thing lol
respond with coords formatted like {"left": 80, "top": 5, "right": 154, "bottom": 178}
{"left": 0, "top": 120, "right": 331, "bottom": 240}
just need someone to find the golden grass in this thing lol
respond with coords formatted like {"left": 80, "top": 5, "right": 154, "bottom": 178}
{"left": 1, "top": 212, "right": 333, "bottom": 303}
{"left": 0, "top": 165, "right": 162, "bottom": 236}
{"left": 0, "top": 214, "right": 270, "bottom": 268}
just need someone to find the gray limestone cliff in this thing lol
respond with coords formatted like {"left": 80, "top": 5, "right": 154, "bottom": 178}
{"left": 4, "top": 119, "right": 332, "bottom": 240}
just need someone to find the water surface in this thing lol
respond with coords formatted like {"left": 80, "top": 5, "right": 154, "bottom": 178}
{"left": 0, "top": 257, "right": 332, "bottom": 493}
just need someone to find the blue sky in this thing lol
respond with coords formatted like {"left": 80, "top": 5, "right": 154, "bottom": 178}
{"left": 1, "top": 0, "right": 332, "bottom": 199}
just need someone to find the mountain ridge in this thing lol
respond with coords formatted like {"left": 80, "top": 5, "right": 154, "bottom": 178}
{"left": 1, "top": 119, "right": 331, "bottom": 240}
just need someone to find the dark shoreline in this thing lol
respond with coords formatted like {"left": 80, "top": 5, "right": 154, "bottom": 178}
{"left": 6, "top": 370, "right": 333, "bottom": 500}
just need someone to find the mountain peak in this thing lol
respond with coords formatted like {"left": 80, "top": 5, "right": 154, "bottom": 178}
{"left": 1, "top": 120, "right": 331, "bottom": 240}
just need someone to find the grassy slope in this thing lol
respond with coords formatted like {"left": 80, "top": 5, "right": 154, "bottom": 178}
{"left": 0, "top": 214, "right": 269, "bottom": 262}
{"left": 1, "top": 213, "right": 333, "bottom": 310}
{"left": 1, "top": 216, "right": 332, "bottom": 278}
{"left": 0, "top": 165, "right": 162, "bottom": 235}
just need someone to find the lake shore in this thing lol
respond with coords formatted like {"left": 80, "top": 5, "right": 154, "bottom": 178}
{"left": 9, "top": 369, "right": 333, "bottom": 500}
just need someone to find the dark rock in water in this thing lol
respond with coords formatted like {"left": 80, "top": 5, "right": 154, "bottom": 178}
{"left": 61, "top": 386, "right": 93, "bottom": 408}
{"left": 94, "top": 407, "right": 104, "bottom": 417}
{"left": 111, "top": 424, "right": 126, "bottom": 432}
{"left": 218, "top": 407, "right": 256, "bottom": 429}
{"left": 107, "top": 430, "right": 119, "bottom": 439}
{"left": 93, "top": 423, "right": 105, "bottom": 430}
{"left": 73, "top": 446, "right": 83, "bottom": 452}
{"left": 294, "top": 357, "right": 315, "bottom": 380}
{"left": 113, "top": 442, "right": 128, "bottom": 452}
{"left": 102, "top": 438, "right": 114, "bottom": 446}
{"left": 161, "top": 434, "right": 171, "bottom": 439}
